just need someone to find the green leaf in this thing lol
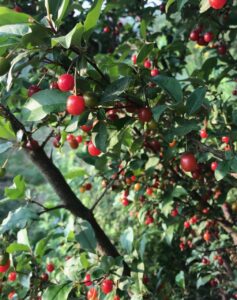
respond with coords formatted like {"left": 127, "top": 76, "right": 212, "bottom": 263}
{"left": 94, "top": 122, "right": 108, "bottom": 152}
{"left": 177, "top": 0, "right": 189, "bottom": 10}
{"left": 152, "top": 75, "right": 183, "bottom": 103}
{"left": 56, "top": 0, "right": 71, "bottom": 26}
{"left": 136, "top": 43, "right": 154, "bottom": 64}
{"left": 175, "top": 271, "right": 185, "bottom": 289}
{"left": 152, "top": 105, "right": 167, "bottom": 122}
{"left": 166, "top": 0, "right": 175, "bottom": 12}
{"left": 6, "top": 243, "right": 30, "bottom": 253}
{"left": 35, "top": 237, "right": 50, "bottom": 257}
{"left": 200, "top": 0, "right": 210, "bottom": 13}
{"left": 215, "top": 161, "right": 229, "bottom": 181}
{"left": 139, "top": 234, "right": 147, "bottom": 259}
{"left": 52, "top": 22, "right": 84, "bottom": 48}
{"left": 145, "top": 157, "right": 159, "bottom": 170}
{"left": 0, "top": 141, "right": 12, "bottom": 153}
{"left": 0, "top": 24, "right": 31, "bottom": 36}
{"left": 196, "top": 275, "right": 212, "bottom": 288}
{"left": 5, "top": 175, "right": 26, "bottom": 200}
{"left": 76, "top": 220, "right": 97, "bottom": 253}
{"left": 84, "top": 0, "right": 104, "bottom": 41}
{"left": 0, "top": 116, "right": 16, "bottom": 140}
{"left": 164, "top": 225, "right": 175, "bottom": 245}
{"left": 42, "top": 283, "right": 73, "bottom": 300}
{"left": 120, "top": 227, "right": 134, "bottom": 253}
{"left": 64, "top": 168, "right": 87, "bottom": 179}
{"left": 186, "top": 87, "right": 206, "bottom": 115}
{"left": 22, "top": 89, "right": 70, "bottom": 121}
{"left": 0, "top": 206, "right": 38, "bottom": 234}
{"left": 101, "top": 77, "right": 132, "bottom": 103}
{"left": 0, "top": 7, "right": 30, "bottom": 26}
{"left": 140, "top": 19, "right": 147, "bottom": 39}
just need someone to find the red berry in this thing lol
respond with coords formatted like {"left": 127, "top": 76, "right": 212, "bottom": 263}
{"left": 114, "top": 296, "right": 120, "bottom": 300}
{"left": 76, "top": 135, "right": 83, "bottom": 143}
{"left": 50, "top": 81, "right": 59, "bottom": 89}
{"left": 138, "top": 107, "right": 152, "bottom": 123}
{"left": 101, "top": 279, "right": 113, "bottom": 294}
{"left": 197, "top": 36, "right": 208, "bottom": 46}
{"left": 218, "top": 44, "right": 227, "bottom": 55}
{"left": 203, "top": 230, "right": 211, "bottom": 242}
{"left": 122, "top": 198, "right": 129, "bottom": 206}
{"left": 146, "top": 187, "right": 153, "bottom": 196}
{"left": 180, "top": 153, "right": 198, "bottom": 172}
{"left": 211, "top": 161, "right": 218, "bottom": 171}
{"left": 87, "top": 287, "right": 97, "bottom": 300}
{"left": 41, "top": 273, "right": 49, "bottom": 281}
{"left": 232, "top": 90, "right": 237, "bottom": 96}
{"left": 144, "top": 59, "right": 152, "bottom": 69}
{"left": 66, "top": 134, "right": 75, "bottom": 142}
{"left": 8, "top": 292, "right": 16, "bottom": 300}
{"left": 190, "top": 215, "right": 198, "bottom": 224}
{"left": 171, "top": 208, "right": 178, "bottom": 217}
{"left": 131, "top": 54, "right": 137, "bottom": 64}
{"left": 46, "top": 263, "right": 55, "bottom": 273}
{"left": 200, "top": 129, "right": 208, "bottom": 139}
{"left": 13, "top": 5, "right": 22, "bottom": 12}
{"left": 204, "top": 32, "right": 214, "bottom": 43}
{"left": 0, "top": 259, "right": 10, "bottom": 273}
{"left": 145, "top": 215, "right": 154, "bottom": 225}
{"left": 202, "top": 257, "right": 210, "bottom": 265}
{"left": 218, "top": 256, "right": 223, "bottom": 265}
{"left": 69, "top": 139, "right": 79, "bottom": 149}
{"left": 8, "top": 272, "right": 17, "bottom": 282}
{"left": 88, "top": 141, "right": 101, "bottom": 156}
{"left": 209, "top": 0, "right": 227, "bottom": 9}
{"left": 81, "top": 124, "right": 93, "bottom": 132}
{"left": 67, "top": 95, "right": 85, "bottom": 116}
{"left": 26, "top": 139, "right": 40, "bottom": 150}
{"left": 221, "top": 136, "right": 229, "bottom": 144}
{"left": 151, "top": 68, "right": 159, "bottom": 77}
{"left": 210, "top": 278, "right": 218, "bottom": 287}
{"left": 84, "top": 274, "right": 92, "bottom": 286}
{"left": 189, "top": 30, "right": 199, "bottom": 41}
{"left": 143, "top": 275, "right": 149, "bottom": 284}
{"left": 123, "top": 190, "right": 129, "bottom": 197}
{"left": 85, "top": 183, "right": 92, "bottom": 190}
{"left": 28, "top": 85, "right": 41, "bottom": 97}
{"left": 184, "top": 221, "right": 190, "bottom": 229}
{"left": 149, "top": 140, "right": 160, "bottom": 151}
{"left": 57, "top": 74, "right": 74, "bottom": 92}
{"left": 103, "top": 26, "right": 110, "bottom": 33}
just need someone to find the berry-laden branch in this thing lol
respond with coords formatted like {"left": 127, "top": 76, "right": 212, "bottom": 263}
{"left": 0, "top": 104, "right": 130, "bottom": 276}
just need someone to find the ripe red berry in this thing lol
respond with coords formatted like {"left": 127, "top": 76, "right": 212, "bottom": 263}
{"left": 197, "top": 36, "right": 208, "bottom": 46}
{"left": 209, "top": 0, "right": 227, "bottom": 9}
{"left": 84, "top": 274, "right": 92, "bottom": 287}
{"left": 66, "top": 134, "right": 75, "bottom": 142}
{"left": 171, "top": 208, "right": 178, "bottom": 217}
{"left": 180, "top": 153, "right": 198, "bottom": 172}
{"left": 103, "top": 26, "right": 110, "bottom": 33}
{"left": 218, "top": 44, "right": 227, "bottom": 55}
{"left": 69, "top": 139, "right": 79, "bottom": 149}
{"left": 221, "top": 136, "right": 229, "bottom": 144}
{"left": 67, "top": 95, "right": 85, "bottom": 116}
{"left": 81, "top": 124, "right": 93, "bottom": 132}
{"left": 144, "top": 59, "right": 152, "bottom": 69}
{"left": 210, "top": 278, "right": 218, "bottom": 287}
{"left": 202, "top": 257, "right": 210, "bottom": 265}
{"left": 122, "top": 198, "right": 129, "bottom": 206}
{"left": 46, "top": 263, "right": 55, "bottom": 273}
{"left": 88, "top": 141, "right": 101, "bottom": 156}
{"left": 28, "top": 85, "right": 41, "bottom": 97}
{"left": 101, "top": 279, "right": 113, "bottom": 294}
{"left": 204, "top": 32, "right": 214, "bottom": 43}
{"left": 13, "top": 5, "right": 22, "bottom": 12}
{"left": 151, "top": 68, "right": 159, "bottom": 77}
{"left": 138, "top": 107, "right": 152, "bottom": 123}
{"left": 145, "top": 215, "right": 154, "bottom": 225}
{"left": 146, "top": 187, "right": 153, "bottom": 196}
{"left": 87, "top": 287, "right": 97, "bottom": 300}
{"left": 114, "top": 296, "right": 120, "bottom": 300}
{"left": 131, "top": 175, "right": 136, "bottom": 182}
{"left": 57, "top": 74, "right": 74, "bottom": 92}
{"left": 131, "top": 54, "right": 137, "bottom": 64}
{"left": 203, "top": 230, "right": 211, "bottom": 242}
{"left": 190, "top": 215, "right": 198, "bottom": 224}
{"left": 50, "top": 81, "right": 59, "bottom": 89}
{"left": 8, "top": 291, "right": 16, "bottom": 300}
{"left": 8, "top": 272, "right": 17, "bottom": 282}
{"left": 26, "top": 139, "right": 40, "bottom": 150}
{"left": 200, "top": 129, "right": 208, "bottom": 139}
{"left": 232, "top": 90, "right": 237, "bottom": 96}
{"left": 184, "top": 221, "right": 190, "bottom": 229}
{"left": 85, "top": 183, "right": 92, "bottom": 190}
{"left": 0, "top": 259, "right": 10, "bottom": 273}
{"left": 189, "top": 30, "right": 199, "bottom": 41}
{"left": 41, "top": 273, "right": 49, "bottom": 281}
{"left": 211, "top": 161, "right": 218, "bottom": 171}
{"left": 76, "top": 135, "right": 83, "bottom": 143}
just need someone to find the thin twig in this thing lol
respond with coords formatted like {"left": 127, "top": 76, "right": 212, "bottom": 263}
{"left": 38, "top": 205, "right": 66, "bottom": 215}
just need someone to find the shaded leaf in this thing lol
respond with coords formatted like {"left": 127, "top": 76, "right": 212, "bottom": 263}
{"left": 5, "top": 175, "right": 26, "bottom": 200}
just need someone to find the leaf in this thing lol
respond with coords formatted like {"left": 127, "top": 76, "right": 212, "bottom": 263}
{"left": 152, "top": 75, "right": 183, "bottom": 103}
{"left": 52, "top": 22, "right": 84, "bottom": 49}
{"left": 64, "top": 168, "right": 87, "bottom": 179}
{"left": 0, "top": 141, "right": 12, "bottom": 153}
{"left": 152, "top": 105, "right": 167, "bottom": 122}
{"left": 5, "top": 175, "right": 26, "bottom": 200}
{"left": 84, "top": 0, "right": 104, "bottom": 41}
{"left": 200, "top": 0, "right": 210, "bottom": 13}
{"left": 139, "top": 234, "right": 147, "bottom": 259}
{"left": 177, "top": 0, "right": 189, "bottom": 10}
{"left": 0, "top": 6, "right": 30, "bottom": 26}
{"left": 166, "top": 0, "right": 175, "bottom": 12}
{"left": 76, "top": 220, "right": 97, "bottom": 253}
{"left": 164, "top": 225, "right": 175, "bottom": 245}
{"left": 101, "top": 77, "right": 132, "bottom": 103}
{"left": 35, "top": 237, "right": 50, "bottom": 257}
{"left": 120, "top": 227, "right": 134, "bottom": 253}
{"left": 42, "top": 283, "right": 73, "bottom": 300}
{"left": 215, "top": 161, "right": 229, "bottom": 181}
{"left": 140, "top": 19, "right": 147, "bottom": 39}
{"left": 56, "top": 0, "right": 71, "bottom": 26}
{"left": 0, "top": 116, "right": 16, "bottom": 140}
{"left": 17, "top": 228, "right": 31, "bottom": 248}
{"left": 0, "top": 24, "right": 31, "bottom": 36}
{"left": 22, "top": 89, "right": 70, "bottom": 121}
{"left": 6, "top": 243, "right": 30, "bottom": 254}
{"left": 136, "top": 43, "right": 154, "bottom": 64}
{"left": 145, "top": 157, "right": 159, "bottom": 170}
{"left": 0, "top": 206, "right": 38, "bottom": 234}
{"left": 196, "top": 275, "right": 212, "bottom": 288}
{"left": 186, "top": 87, "right": 206, "bottom": 115}
{"left": 175, "top": 271, "right": 185, "bottom": 289}
{"left": 94, "top": 122, "right": 108, "bottom": 152}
